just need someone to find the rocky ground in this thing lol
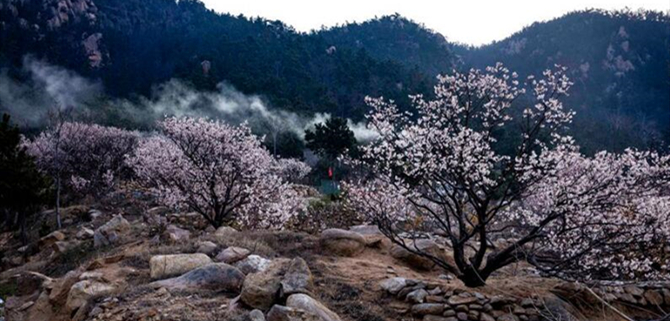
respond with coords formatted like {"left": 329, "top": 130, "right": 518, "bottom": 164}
{"left": 0, "top": 190, "right": 669, "bottom": 321}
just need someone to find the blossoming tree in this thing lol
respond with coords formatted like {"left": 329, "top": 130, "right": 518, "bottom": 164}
{"left": 345, "top": 63, "right": 670, "bottom": 287}
{"left": 25, "top": 122, "right": 138, "bottom": 228}
{"left": 127, "top": 117, "right": 302, "bottom": 229}
{"left": 278, "top": 158, "right": 312, "bottom": 183}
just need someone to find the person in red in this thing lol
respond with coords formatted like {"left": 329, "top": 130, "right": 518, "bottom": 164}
{"left": 328, "top": 167, "right": 333, "bottom": 179}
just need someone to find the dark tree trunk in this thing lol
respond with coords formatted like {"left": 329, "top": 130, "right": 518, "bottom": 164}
{"left": 458, "top": 268, "right": 489, "bottom": 287}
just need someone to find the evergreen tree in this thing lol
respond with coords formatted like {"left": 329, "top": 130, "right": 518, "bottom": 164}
{"left": 0, "top": 114, "right": 51, "bottom": 242}
{"left": 304, "top": 117, "right": 357, "bottom": 159}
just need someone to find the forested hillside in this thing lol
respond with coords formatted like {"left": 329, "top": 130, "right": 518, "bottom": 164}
{"left": 0, "top": 0, "right": 668, "bottom": 152}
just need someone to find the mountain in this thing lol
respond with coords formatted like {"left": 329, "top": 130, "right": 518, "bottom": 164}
{"left": 321, "top": 10, "right": 670, "bottom": 152}
{"left": 0, "top": 0, "right": 668, "bottom": 152}
{"left": 455, "top": 10, "right": 670, "bottom": 152}
{"left": 319, "top": 14, "right": 455, "bottom": 77}
{"left": 0, "top": 0, "right": 431, "bottom": 120}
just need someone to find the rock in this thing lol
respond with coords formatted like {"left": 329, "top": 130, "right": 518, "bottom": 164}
{"left": 52, "top": 240, "right": 81, "bottom": 254}
{"left": 66, "top": 280, "right": 115, "bottom": 313}
{"left": 379, "top": 277, "right": 407, "bottom": 295}
{"left": 616, "top": 292, "right": 637, "bottom": 303}
{"left": 76, "top": 227, "right": 95, "bottom": 240}
{"left": 643, "top": 289, "right": 664, "bottom": 306}
{"left": 163, "top": 224, "right": 191, "bottom": 243}
{"left": 286, "top": 294, "right": 342, "bottom": 321}
{"left": 39, "top": 231, "right": 65, "bottom": 247}
{"left": 79, "top": 271, "right": 104, "bottom": 281}
{"left": 662, "top": 288, "right": 670, "bottom": 305}
{"left": 88, "top": 306, "right": 103, "bottom": 318}
{"left": 520, "top": 298, "right": 534, "bottom": 307}
{"left": 235, "top": 255, "right": 272, "bottom": 275}
{"left": 428, "top": 287, "right": 443, "bottom": 295}
{"left": 149, "top": 253, "right": 213, "bottom": 279}
{"left": 624, "top": 285, "right": 644, "bottom": 297}
{"left": 280, "top": 258, "right": 313, "bottom": 297}
{"left": 391, "top": 239, "right": 447, "bottom": 270}
{"left": 197, "top": 241, "right": 218, "bottom": 255}
{"left": 319, "top": 228, "right": 366, "bottom": 257}
{"left": 94, "top": 215, "right": 130, "bottom": 248}
{"left": 455, "top": 305, "right": 468, "bottom": 312}
{"left": 411, "top": 303, "right": 445, "bottom": 316}
{"left": 427, "top": 296, "right": 446, "bottom": 303}
{"left": 468, "top": 304, "right": 482, "bottom": 311}
{"left": 447, "top": 296, "right": 478, "bottom": 306}
{"left": 48, "top": 270, "right": 80, "bottom": 305}
{"left": 497, "top": 314, "right": 519, "bottom": 321}
{"left": 241, "top": 260, "right": 287, "bottom": 311}
{"left": 88, "top": 209, "right": 103, "bottom": 221}
{"left": 266, "top": 304, "right": 320, "bottom": 321}
{"left": 217, "top": 247, "right": 252, "bottom": 264}
{"left": 151, "top": 263, "right": 244, "bottom": 293}
{"left": 480, "top": 312, "right": 495, "bottom": 321}
{"left": 215, "top": 226, "right": 239, "bottom": 238}
{"left": 424, "top": 316, "right": 455, "bottom": 321}
{"left": 407, "top": 289, "right": 429, "bottom": 303}
{"left": 247, "top": 309, "right": 266, "bottom": 321}
{"left": 398, "top": 283, "right": 424, "bottom": 299}
{"left": 348, "top": 224, "right": 387, "bottom": 247}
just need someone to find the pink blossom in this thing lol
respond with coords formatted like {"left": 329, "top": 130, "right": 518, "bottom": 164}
{"left": 126, "top": 117, "right": 303, "bottom": 229}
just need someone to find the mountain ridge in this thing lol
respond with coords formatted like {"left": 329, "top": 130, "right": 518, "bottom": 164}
{"left": 0, "top": 0, "right": 668, "bottom": 152}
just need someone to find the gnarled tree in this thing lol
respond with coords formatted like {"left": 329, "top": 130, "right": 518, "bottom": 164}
{"left": 127, "top": 117, "right": 302, "bottom": 229}
{"left": 345, "top": 63, "right": 670, "bottom": 287}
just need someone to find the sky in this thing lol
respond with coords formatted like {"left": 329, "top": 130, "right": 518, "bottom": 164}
{"left": 200, "top": 0, "right": 669, "bottom": 46}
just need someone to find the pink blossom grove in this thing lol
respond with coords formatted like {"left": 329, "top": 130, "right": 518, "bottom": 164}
{"left": 25, "top": 122, "right": 139, "bottom": 195}
{"left": 126, "top": 116, "right": 304, "bottom": 229}
{"left": 23, "top": 121, "right": 138, "bottom": 229}
{"left": 344, "top": 63, "right": 670, "bottom": 287}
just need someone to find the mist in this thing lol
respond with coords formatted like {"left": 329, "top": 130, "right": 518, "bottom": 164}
{"left": 0, "top": 57, "right": 376, "bottom": 142}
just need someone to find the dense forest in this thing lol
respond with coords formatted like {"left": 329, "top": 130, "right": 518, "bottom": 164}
{"left": 0, "top": 0, "right": 668, "bottom": 153}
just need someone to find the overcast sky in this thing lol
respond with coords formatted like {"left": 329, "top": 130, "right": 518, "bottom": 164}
{"left": 200, "top": 0, "right": 668, "bottom": 46}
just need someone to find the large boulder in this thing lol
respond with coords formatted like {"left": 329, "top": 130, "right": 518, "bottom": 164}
{"left": 390, "top": 239, "right": 447, "bottom": 270}
{"left": 215, "top": 226, "right": 239, "bottom": 238}
{"left": 93, "top": 215, "right": 131, "bottom": 248}
{"left": 240, "top": 259, "right": 288, "bottom": 311}
{"left": 379, "top": 277, "right": 407, "bottom": 295}
{"left": 319, "top": 229, "right": 366, "bottom": 257}
{"left": 235, "top": 255, "right": 272, "bottom": 275}
{"left": 65, "top": 280, "right": 116, "bottom": 313}
{"left": 280, "top": 258, "right": 313, "bottom": 298}
{"left": 151, "top": 263, "right": 245, "bottom": 293}
{"left": 216, "top": 247, "right": 251, "bottom": 264}
{"left": 149, "top": 253, "right": 213, "bottom": 279}
{"left": 348, "top": 225, "right": 387, "bottom": 247}
{"left": 163, "top": 225, "right": 191, "bottom": 244}
{"left": 286, "top": 294, "right": 342, "bottom": 321}
{"left": 197, "top": 241, "right": 219, "bottom": 255}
